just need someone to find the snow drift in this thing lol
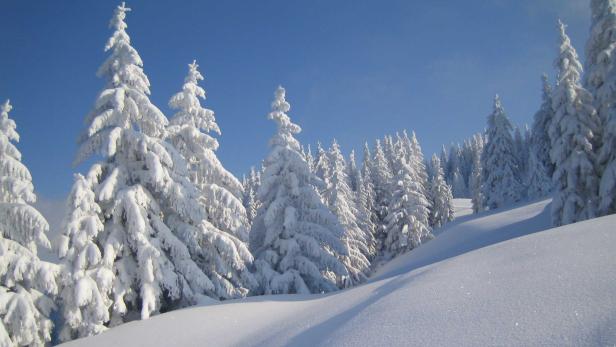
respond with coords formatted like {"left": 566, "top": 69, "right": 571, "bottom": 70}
{"left": 62, "top": 199, "right": 616, "bottom": 346}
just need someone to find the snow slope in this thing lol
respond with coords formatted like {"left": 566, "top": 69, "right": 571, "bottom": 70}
{"left": 62, "top": 199, "right": 616, "bottom": 346}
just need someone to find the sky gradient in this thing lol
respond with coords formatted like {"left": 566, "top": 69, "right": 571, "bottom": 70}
{"left": 0, "top": 0, "right": 591, "bottom": 201}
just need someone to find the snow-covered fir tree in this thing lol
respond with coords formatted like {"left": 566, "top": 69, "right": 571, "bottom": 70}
{"left": 370, "top": 139, "right": 394, "bottom": 256}
{"left": 166, "top": 60, "right": 257, "bottom": 298}
{"left": 481, "top": 95, "right": 522, "bottom": 210}
{"left": 360, "top": 142, "right": 379, "bottom": 258}
{"left": 243, "top": 166, "right": 261, "bottom": 223}
{"left": 250, "top": 87, "right": 348, "bottom": 294}
{"left": 347, "top": 149, "right": 377, "bottom": 259}
{"left": 324, "top": 140, "right": 370, "bottom": 285}
{"left": 526, "top": 148, "right": 552, "bottom": 200}
{"left": 382, "top": 157, "right": 432, "bottom": 260}
{"left": 514, "top": 126, "right": 530, "bottom": 192}
{"left": 0, "top": 100, "right": 57, "bottom": 346}
{"left": 531, "top": 74, "right": 556, "bottom": 178}
{"left": 550, "top": 20, "right": 602, "bottom": 226}
{"left": 304, "top": 144, "right": 315, "bottom": 174}
{"left": 73, "top": 3, "right": 229, "bottom": 323}
{"left": 470, "top": 149, "right": 484, "bottom": 213}
{"left": 429, "top": 155, "right": 454, "bottom": 228}
{"left": 57, "top": 173, "right": 111, "bottom": 341}
{"left": 585, "top": 1, "right": 616, "bottom": 216}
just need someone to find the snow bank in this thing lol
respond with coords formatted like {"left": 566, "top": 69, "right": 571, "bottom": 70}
{"left": 62, "top": 199, "right": 616, "bottom": 346}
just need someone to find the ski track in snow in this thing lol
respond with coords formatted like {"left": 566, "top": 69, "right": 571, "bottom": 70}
{"left": 62, "top": 198, "right": 616, "bottom": 347}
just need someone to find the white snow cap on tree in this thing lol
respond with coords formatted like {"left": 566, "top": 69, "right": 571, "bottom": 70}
{"left": 481, "top": 95, "right": 522, "bottom": 210}
{"left": 550, "top": 20, "right": 602, "bottom": 226}
{"left": 166, "top": 59, "right": 256, "bottom": 299}
{"left": 0, "top": 99, "right": 57, "bottom": 346}
{"left": 250, "top": 87, "right": 348, "bottom": 294}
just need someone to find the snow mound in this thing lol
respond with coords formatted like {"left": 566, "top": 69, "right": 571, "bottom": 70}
{"left": 62, "top": 199, "right": 616, "bottom": 346}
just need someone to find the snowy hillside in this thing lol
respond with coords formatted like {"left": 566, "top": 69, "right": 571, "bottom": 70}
{"left": 62, "top": 199, "right": 616, "bottom": 346}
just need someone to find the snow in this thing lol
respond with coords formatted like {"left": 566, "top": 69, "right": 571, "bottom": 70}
{"left": 452, "top": 198, "right": 473, "bottom": 218}
{"left": 62, "top": 198, "right": 616, "bottom": 346}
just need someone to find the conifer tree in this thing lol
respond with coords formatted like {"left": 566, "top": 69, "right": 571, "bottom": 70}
{"left": 470, "top": 151, "right": 484, "bottom": 213}
{"left": 585, "top": 1, "right": 616, "bottom": 216}
{"left": 382, "top": 158, "right": 432, "bottom": 260}
{"left": 250, "top": 87, "right": 348, "bottom": 294}
{"left": 360, "top": 142, "right": 379, "bottom": 256}
{"left": 166, "top": 60, "right": 256, "bottom": 298}
{"left": 371, "top": 140, "right": 393, "bottom": 255}
{"left": 243, "top": 166, "right": 261, "bottom": 223}
{"left": 58, "top": 173, "right": 110, "bottom": 341}
{"left": 0, "top": 100, "right": 57, "bottom": 346}
{"left": 324, "top": 141, "right": 370, "bottom": 285}
{"left": 72, "top": 3, "right": 223, "bottom": 323}
{"left": 481, "top": 95, "right": 522, "bottom": 210}
{"left": 429, "top": 155, "right": 454, "bottom": 227}
{"left": 550, "top": 20, "right": 602, "bottom": 225}
{"left": 531, "top": 74, "right": 556, "bottom": 178}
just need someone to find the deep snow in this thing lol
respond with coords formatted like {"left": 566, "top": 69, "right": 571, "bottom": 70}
{"left": 62, "top": 199, "right": 616, "bottom": 346}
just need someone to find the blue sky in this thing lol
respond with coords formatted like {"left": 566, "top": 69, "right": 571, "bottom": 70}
{"left": 0, "top": 0, "right": 590, "bottom": 200}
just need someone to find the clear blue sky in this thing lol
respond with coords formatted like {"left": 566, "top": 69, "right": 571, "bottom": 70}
{"left": 0, "top": 0, "right": 590, "bottom": 200}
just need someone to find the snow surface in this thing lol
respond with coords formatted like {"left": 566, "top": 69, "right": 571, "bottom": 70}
{"left": 452, "top": 198, "right": 473, "bottom": 218}
{"left": 62, "top": 198, "right": 616, "bottom": 346}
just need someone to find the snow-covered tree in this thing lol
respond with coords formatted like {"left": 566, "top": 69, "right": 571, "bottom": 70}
{"left": 371, "top": 139, "right": 393, "bottom": 255}
{"left": 324, "top": 141, "right": 370, "bottom": 285}
{"left": 0, "top": 100, "right": 57, "bottom": 346}
{"left": 550, "top": 20, "right": 602, "bottom": 226}
{"left": 470, "top": 150, "right": 484, "bottom": 213}
{"left": 250, "top": 87, "right": 348, "bottom": 294}
{"left": 531, "top": 74, "right": 556, "bottom": 178}
{"left": 382, "top": 158, "right": 432, "bottom": 260}
{"left": 243, "top": 166, "right": 261, "bottom": 223}
{"left": 346, "top": 149, "right": 377, "bottom": 259}
{"left": 360, "top": 142, "right": 378, "bottom": 257}
{"left": 586, "top": 1, "right": 616, "bottom": 216}
{"left": 526, "top": 148, "right": 552, "bottom": 200}
{"left": 166, "top": 60, "right": 257, "bottom": 298}
{"left": 481, "top": 95, "right": 522, "bottom": 210}
{"left": 73, "top": 3, "right": 228, "bottom": 323}
{"left": 314, "top": 142, "right": 330, "bottom": 183}
{"left": 304, "top": 145, "right": 315, "bottom": 174}
{"left": 514, "top": 126, "right": 530, "bottom": 190}
{"left": 429, "top": 155, "right": 454, "bottom": 228}
{"left": 57, "top": 173, "right": 111, "bottom": 341}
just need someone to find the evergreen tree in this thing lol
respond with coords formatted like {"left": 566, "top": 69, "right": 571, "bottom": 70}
{"left": 371, "top": 140, "right": 393, "bottom": 255}
{"left": 470, "top": 150, "right": 484, "bottom": 214}
{"left": 550, "top": 20, "right": 602, "bottom": 226}
{"left": 382, "top": 158, "right": 432, "bottom": 260}
{"left": 0, "top": 100, "right": 57, "bottom": 347}
{"left": 360, "top": 142, "right": 378, "bottom": 257}
{"left": 324, "top": 141, "right": 370, "bottom": 285}
{"left": 526, "top": 148, "right": 552, "bottom": 200}
{"left": 73, "top": 3, "right": 221, "bottom": 323}
{"left": 428, "top": 155, "right": 454, "bottom": 228}
{"left": 585, "top": 1, "right": 616, "bottom": 216}
{"left": 242, "top": 166, "right": 261, "bottom": 224}
{"left": 481, "top": 95, "right": 522, "bottom": 210}
{"left": 57, "top": 173, "right": 110, "bottom": 341}
{"left": 250, "top": 87, "right": 348, "bottom": 294}
{"left": 166, "top": 60, "right": 257, "bottom": 298}
{"left": 531, "top": 74, "right": 556, "bottom": 178}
